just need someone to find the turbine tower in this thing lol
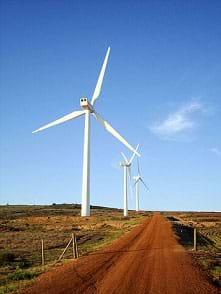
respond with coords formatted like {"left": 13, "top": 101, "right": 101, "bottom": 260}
{"left": 32, "top": 47, "right": 140, "bottom": 217}
{"left": 120, "top": 144, "right": 139, "bottom": 217}
{"left": 133, "top": 159, "right": 148, "bottom": 212}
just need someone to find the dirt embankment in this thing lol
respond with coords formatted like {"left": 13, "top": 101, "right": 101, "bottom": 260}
{"left": 23, "top": 214, "right": 218, "bottom": 294}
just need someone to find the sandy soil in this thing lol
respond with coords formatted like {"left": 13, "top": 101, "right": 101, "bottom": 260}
{"left": 22, "top": 213, "right": 218, "bottom": 294}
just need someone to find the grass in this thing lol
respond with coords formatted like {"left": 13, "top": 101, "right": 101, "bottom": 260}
{"left": 0, "top": 204, "right": 151, "bottom": 293}
{"left": 7, "top": 268, "right": 39, "bottom": 281}
{"left": 0, "top": 266, "right": 48, "bottom": 294}
{"left": 211, "top": 266, "right": 221, "bottom": 287}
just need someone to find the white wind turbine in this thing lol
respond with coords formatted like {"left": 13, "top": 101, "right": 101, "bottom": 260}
{"left": 133, "top": 159, "right": 149, "bottom": 212}
{"left": 32, "top": 47, "right": 140, "bottom": 217}
{"left": 120, "top": 144, "right": 139, "bottom": 217}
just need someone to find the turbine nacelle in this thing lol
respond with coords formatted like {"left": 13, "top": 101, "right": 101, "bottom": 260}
{"left": 80, "top": 98, "right": 94, "bottom": 112}
{"left": 133, "top": 159, "right": 149, "bottom": 191}
{"left": 120, "top": 144, "right": 139, "bottom": 167}
{"left": 120, "top": 162, "right": 131, "bottom": 167}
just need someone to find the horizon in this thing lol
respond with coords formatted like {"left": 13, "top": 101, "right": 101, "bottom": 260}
{"left": 0, "top": 203, "right": 220, "bottom": 213}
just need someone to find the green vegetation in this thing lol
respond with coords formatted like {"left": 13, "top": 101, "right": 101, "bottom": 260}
{"left": 0, "top": 266, "right": 48, "bottom": 294}
{"left": 211, "top": 266, "right": 221, "bottom": 287}
{"left": 7, "top": 268, "right": 39, "bottom": 281}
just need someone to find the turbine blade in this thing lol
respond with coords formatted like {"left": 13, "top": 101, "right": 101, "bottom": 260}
{"left": 93, "top": 111, "right": 141, "bottom": 156}
{"left": 140, "top": 178, "right": 149, "bottom": 191}
{"left": 91, "top": 47, "right": 110, "bottom": 106}
{"left": 121, "top": 152, "right": 128, "bottom": 162}
{"left": 129, "top": 144, "right": 139, "bottom": 164}
{"left": 32, "top": 110, "right": 85, "bottom": 133}
{"left": 137, "top": 158, "right": 141, "bottom": 176}
{"left": 128, "top": 166, "right": 132, "bottom": 181}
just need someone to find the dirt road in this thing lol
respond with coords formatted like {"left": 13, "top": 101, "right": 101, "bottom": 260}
{"left": 23, "top": 213, "right": 218, "bottom": 294}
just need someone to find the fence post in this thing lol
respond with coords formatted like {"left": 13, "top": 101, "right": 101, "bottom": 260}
{"left": 193, "top": 227, "right": 197, "bottom": 251}
{"left": 41, "top": 239, "right": 45, "bottom": 265}
{"left": 74, "top": 233, "right": 79, "bottom": 258}
{"left": 72, "top": 233, "right": 78, "bottom": 259}
{"left": 72, "top": 233, "right": 76, "bottom": 259}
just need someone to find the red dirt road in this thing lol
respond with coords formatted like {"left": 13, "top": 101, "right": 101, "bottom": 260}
{"left": 23, "top": 214, "right": 218, "bottom": 294}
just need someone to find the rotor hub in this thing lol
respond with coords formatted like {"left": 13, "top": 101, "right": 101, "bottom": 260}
{"left": 80, "top": 98, "right": 94, "bottom": 112}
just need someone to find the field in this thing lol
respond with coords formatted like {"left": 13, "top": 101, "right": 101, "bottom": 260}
{"left": 1, "top": 206, "right": 220, "bottom": 293}
{"left": 0, "top": 204, "right": 150, "bottom": 293}
{"left": 163, "top": 211, "right": 221, "bottom": 287}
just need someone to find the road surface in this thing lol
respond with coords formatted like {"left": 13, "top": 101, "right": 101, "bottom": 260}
{"left": 23, "top": 213, "right": 218, "bottom": 294}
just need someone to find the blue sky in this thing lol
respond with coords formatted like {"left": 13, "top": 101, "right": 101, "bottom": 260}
{"left": 1, "top": 0, "right": 220, "bottom": 211}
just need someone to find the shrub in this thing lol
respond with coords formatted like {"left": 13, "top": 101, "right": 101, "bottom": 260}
{"left": 16, "top": 256, "right": 31, "bottom": 268}
{"left": 7, "top": 268, "right": 38, "bottom": 281}
{"left": 0, "top": 250, "right": 16, "bottom": 266}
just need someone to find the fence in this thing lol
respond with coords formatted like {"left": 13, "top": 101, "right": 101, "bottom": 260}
{"left": 41, "top": 233, "right": 79, "bottom": 265}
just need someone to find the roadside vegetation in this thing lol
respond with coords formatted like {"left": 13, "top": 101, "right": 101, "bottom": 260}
{"left": 164, "top": 212, "right": 221, "bottom": 288}
{"left": 0, "top": 204, "right": 150, "bottom": 293}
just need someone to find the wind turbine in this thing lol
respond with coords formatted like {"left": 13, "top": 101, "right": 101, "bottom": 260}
{"left": 120, "top": 144, "right": 139, "bottom": 217}
{"left": 133, "top": 159, "right": 149, "bottom": 212}
{"left": 32, "top": 47, "right": 140, "bottom": 217}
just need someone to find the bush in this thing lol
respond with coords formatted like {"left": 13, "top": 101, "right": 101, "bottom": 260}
{"left": 16, "top": 256, "right": 31, "bottom": 268}
{"left": 7, "top": 268, "right": 38, "bottom": 281}
{"left": 0, "top": 250, "right": 16, "bottom": 266}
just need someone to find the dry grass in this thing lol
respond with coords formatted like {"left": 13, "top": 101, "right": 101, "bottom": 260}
{"left": 0, "top": 204, "right": 151, "bottom": 293}
{"left": 163, "top": 211, "right": 221, "bottom": 287}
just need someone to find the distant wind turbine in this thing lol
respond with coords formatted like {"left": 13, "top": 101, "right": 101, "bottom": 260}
{"left": 120, "top": 144, "right": 139, "bottom": 217}
{"left": 32, "top": 47, "right": 140, "bottom": 217}
{"left": 133, "top": 159, "right": 149, "bottom": 212}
